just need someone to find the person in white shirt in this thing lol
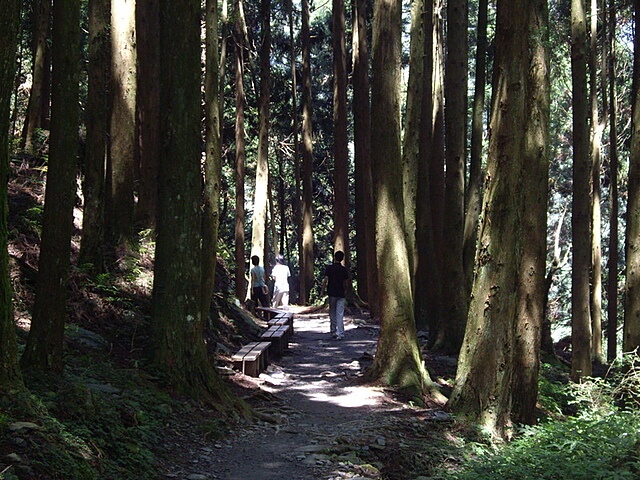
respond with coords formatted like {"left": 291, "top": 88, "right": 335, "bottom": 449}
{"left": 270, "top": 254, "right": 291, "bottom": 309}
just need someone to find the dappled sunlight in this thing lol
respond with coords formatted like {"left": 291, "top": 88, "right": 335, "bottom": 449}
{"left": 303, "top": 384, "right": 387, "bottom": 408}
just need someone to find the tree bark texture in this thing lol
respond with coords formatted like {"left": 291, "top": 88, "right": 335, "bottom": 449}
{"left": 440, "top": 0, "right": 468, "bottom": 353}
{"left": 511, "top": 0, "right": 550, "bottom": 425}
{"left": 107, "top": 0, "right": 136, "bottom": 248}
{"left": 352, "top": 0, "right": 377, "bottom": 312}
{"left": 332, "top": 0, "right": 350, "bottom": 263}
{"left": 250, "top": 0, "right": 271, "bottom": 264}
{"left": 22, "top": 0, "right": 81, "bottom": 374}
{"left": 624, "top": 0, "right": 640, "bottom": 353}
{"left": 201, "top": 0, "right": 222, "bottom": 319}
{"left": 607, "top": 0, "right": 619, "bottom": 361}
{"left": 464, "top": 0, "right": 487, "bottom": 293}
{"left": 153, "top": 0, "right": 224, "bottom": 400}
{"left": 135, "top": 0, "right": 160, "bottom": 229}
{"left": 571, "top": 0, "right": 593, "bottom": 379}
{"left": 415, "top": 0, "right": 439, "bottom": 331}
{"left": 300, "top": 0, "right": 315, "bottom": 305}
{"left": 80, "top": 0, "right": 111, "bottom": 272}
{"left": 23, "top": 0, "right": 51, "bottom": 155}
{"left": 367, "top": 0, "right": 441, "bottom": 403}
{"left": 448, "top": 0, "right": 549, "bottom": 435}
{"left": 234, "top": 0, "right": 248, "bottom": 302}
{"left": 0, "top": 0, "right": 24, "bottom": 391}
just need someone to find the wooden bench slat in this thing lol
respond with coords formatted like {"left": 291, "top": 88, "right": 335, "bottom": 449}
{"left": 232, "top": 341, "right": 271, "bottom": 377}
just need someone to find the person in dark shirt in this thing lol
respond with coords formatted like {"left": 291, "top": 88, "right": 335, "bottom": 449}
{"left": 320, "top": 250, "right": 350, "bottom": 339}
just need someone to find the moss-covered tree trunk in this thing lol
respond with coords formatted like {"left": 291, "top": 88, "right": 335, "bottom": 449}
{"left": 367, "top": 0, "right": 443, "bottom": 404}
{"left": 152, "top": 0, "right": 233, "bottom": 408}
{"left": 447, "top": 0, "right": 549, "bottom": 436}
{"left": 80, "top": 0, "right": 110, "bottom": 272}
{"left": 300, "top": 0, "right": 315, "bottom": 305}
{"left": 0, "top": 0, "right": 23, "bottom": 392}
{"left": 624, "top": 0, "right": 640, "bottom": 353}
{"left": 201, "top": 0, "right": 222, "bottom": 318}
{"left": 21, "top": 0, "right": 81, "bottom": 374}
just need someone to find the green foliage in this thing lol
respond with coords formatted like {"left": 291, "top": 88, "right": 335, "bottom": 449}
{"left": 441, "top": 413, "right": 640, "bottom": 479}
{"left": 437, "top": 355, "right": 640, "bottom": 479}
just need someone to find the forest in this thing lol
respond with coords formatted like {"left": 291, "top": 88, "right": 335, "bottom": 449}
{"left": 2, "top": 0, "right": 640, "bottom": 478}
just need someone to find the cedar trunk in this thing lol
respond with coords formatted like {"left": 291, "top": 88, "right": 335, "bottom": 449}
{"left": 0, "top": 0, "right": 23, "bottom": 391}
{"left": 448, "top": 0, "right": 549, "bottom": 435}
{"left": 21, "top": 0, "right": 81, "bottom": 374}
{"left": 571, "top": 0, "right": 593, "bottom": 379}
{"left": 234, "top": 0, "right": 248, "bottom": 301}
{"left": 624, "top": 0, "right": 640, "bottom": 352}
{"left": 80, "top": 0, "right": 110, "bottom": 272}
{"left": 367, "top": 0, "right": 442, "bottom": 403}
{"left": 300, "top": 0, "right": 315, "bottom": 305}
{"left": 250, "top": 0, "right": 271, "bottom": 263}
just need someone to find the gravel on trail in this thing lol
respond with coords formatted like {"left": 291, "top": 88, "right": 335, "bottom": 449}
{"left": 162, "top": 310, "right": 423, "bottom": 480}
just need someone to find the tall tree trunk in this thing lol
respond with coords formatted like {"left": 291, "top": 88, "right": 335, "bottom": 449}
{"left": 448, "top": 0, "right": 549, "bottom": 435}
{"left": 571, "top": 0, "right": 593, "bottom": 379}
{"left": 135, "top": 0, "right": 160, "bottom": 229}
{"left": 366, "top": 0, "right": 443, "bottom": 404}
{"left": 464, "top": 0, "right": 487, "bottom": 292}
{"left": 439, "top": 0, "right": 468, "bottom": 353}
{"left": 352, "top": 0, "right": 377, "bottom": 312}
{"left": 427, "top": 1, "right": 446, "bottom": 346}
{"left": 250, "top": 0, "right": 271, "bottom": 264}
{"left": 107, "top": 0, "right": 136, "bottom": 249}
{"left": 408, "top": 0, "right": 436, "bottom": 330}
{"left": 624, "top": 0, "right": 640, "bottom": 353}
{"left": 589, "top": 0, "right": 605, "bottom": 364}
{"left": 332, "top": 0, "right": 349, "bottom": 263}
{"left": 23, "top": 0, "right": 51, "bottom": 155}
{"left": 21, "top": 0, "right": 81, "bottom": 374}
{"left": 152, "top": 0, "right": 232, "bottom": 405}
{"left": 607, "top": 0, "right": 619, "bottom": 362}
{"left": 289, "top": 0, "right": 302, "bottom": 304}
{"left": 300, "top": 0, "right": 315, "bottom": 305}
{"left": 402, "top": 0, "right": 425, "bottom": 290}
{"left": 512, "top": 0, "right": 549, "bottom": 425}
{"left": 234, "top": 0, "right": 248, "bottom": 302}
{"left": 0, "top": 0, "right": 24, "bottom": 392}
{"left": 80, "top": 0, "right": 110, "bottom": 272}
{"left": 202, "top": 0, "right": 222, "bottom": 319}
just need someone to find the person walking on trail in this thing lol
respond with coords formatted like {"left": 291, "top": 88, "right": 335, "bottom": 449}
{"left": 320, "top": 250, "right": 350, "bottom": 339}
{"left": 271, "top": 254, "right": 291, "bottom": 309}
{"left": 250, "top": 255, "right": 269, "bottom": 307}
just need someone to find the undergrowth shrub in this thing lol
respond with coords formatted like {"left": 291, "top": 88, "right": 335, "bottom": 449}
{"left": 438, "top": 353, "right": 640, "bottom": 479}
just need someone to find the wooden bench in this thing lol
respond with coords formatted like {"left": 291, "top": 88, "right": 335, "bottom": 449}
{"left": 267, "top": 317, "right": 293, "bottom": 341}
{"left": 232, "top": 342, "right": 271, "bottom": 377}
{"left": 260, "top": 325, "right": 290, "bottom": 357}
{"left": 256, "top": 306, "right": 288, "bottom": 321}
{"left": 268, "top": 313, "right": 294, "bottom": 339}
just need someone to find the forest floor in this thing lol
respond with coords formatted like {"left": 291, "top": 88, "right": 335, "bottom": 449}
{"left": 156, "top": 308, "right": 462, "bottom": 480}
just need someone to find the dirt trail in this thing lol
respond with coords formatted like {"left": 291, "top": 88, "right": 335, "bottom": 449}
{"left": 162, "top": 311, "right": 414, "bottom": 480}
